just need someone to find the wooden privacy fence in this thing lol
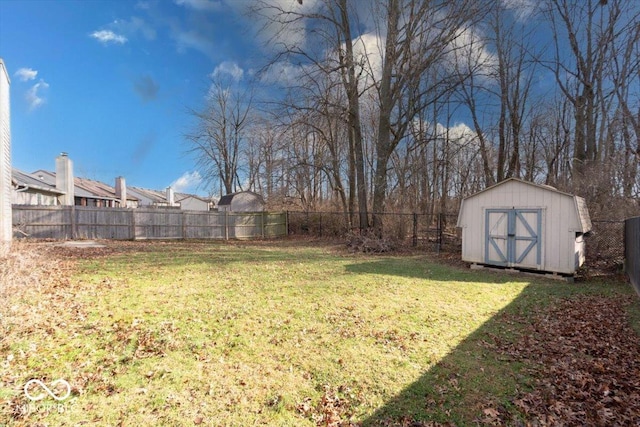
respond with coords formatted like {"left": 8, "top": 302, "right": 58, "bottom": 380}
{"left": 626, "top": 216, "right": 640, "bottom": 296}
{"left": 12, "top": 205, "right": 287, "bottom": 240}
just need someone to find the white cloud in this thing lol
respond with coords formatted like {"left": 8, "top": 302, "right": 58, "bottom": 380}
{"left": 14, "top": 68, "right": 38, "bottom": 82}
{"left": 447, "top": 24, "right": 498, "bottom": 82}
{"left": 112, "top": 17, "right": 157, "bottom": 41}
{"left": 437, "top": 122, "right": 477, "bottom": 143}
{"left": 90, "top": 30, "right": 128, "bottom": 45}
{"left": 135, "top": 1, "right": 151, "bottom": 10}
{"left": 211, "top": 61, "right": 244, "bottom": 82}
{"left": 173, "top": 28, "right": 215, "bottom": 57}
{"left": 171, "top": 171, "right": 203, "bottom": 193}
{"left": 25, "top": 80, "right": 49, "bottom": 111}
{"left": 259, "top": 60, "right": 307, "bottom": 86}
{"left": 228, "top": 0, "right": 321, "bottom": 51}
{"left": 175, "top": 0, "right": 222, "bottom": 12}
{"left": 351, "top": 32, "right": 384, "bottom": 85}
{"left": 500, "top": 0, "right": 539, "bottom": 21}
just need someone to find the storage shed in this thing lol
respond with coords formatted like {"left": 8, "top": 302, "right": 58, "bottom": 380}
{"left": 456, "top": 178, "right": 592, "bottom": 275}
{"left": 217, "top": 191, "right": 265, "bottom": 212}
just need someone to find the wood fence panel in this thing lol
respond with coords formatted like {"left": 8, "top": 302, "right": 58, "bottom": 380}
{"left": 183, "top": 211, "right": 226, "bottom": 239}
{"left": 264, "top": 212, "right": 287, "bottom": 238}
{"left": 12, "top": 205, "right": 72, "bottom": 239}
{"left": 228, "top": 212, "right": 262, "bottom": 239}
{"left": 12, "top": 205, "right": 286, "bottom": 240}
{"left": 75, "top": 207, "right": 133, "bottom": 239}
{"left": 134, "top": 209, "right": 183, "bottom": 239}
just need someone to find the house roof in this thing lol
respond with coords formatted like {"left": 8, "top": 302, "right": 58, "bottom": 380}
{"left": 12, "top": 168, "right": 65, "bottom": 194}
{"left": 128, "top": 186, "right": 168, "bottom": 203}
{"left": 175, "top": 192, "right": 212, "bottom": 203}
{"left": 32, "top": 170, "right": 138, "bottom": 201}
{"left": 16, "top": 167, "right": 208, "bottom": 207}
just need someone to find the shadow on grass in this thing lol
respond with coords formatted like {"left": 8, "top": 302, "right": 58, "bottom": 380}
{"left": 353, "top": 265, "right": 632, "bottom": 425}
{"left": 357, "top": 284, "right": 538, "bottom": 425}
{"left": 344, "top": 257, "right": 527, "bottom": 285}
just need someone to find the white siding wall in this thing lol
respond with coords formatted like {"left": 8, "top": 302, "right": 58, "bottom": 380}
{"left": 180, "top": 197, "right": 209, "bottom": 211}
{"left": 0, "top": 59, "right": 11, "bottom": 246}
{"left": 458, "top": 180, "right": 583, "bottom": 274}
{"left": 12, "top": 191, "right": 59, "bottom": 206}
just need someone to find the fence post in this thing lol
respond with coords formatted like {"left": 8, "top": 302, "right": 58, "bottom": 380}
{"left": 626, "top": 216, "right": 640, "bottom": 296}
{"left": 262, "top": 211, "right": 266, "bottom": 239}
{"left": 181, "top": 211, "right": 187, "bottom": 239}
{"left": 130, "top": 208, "right": 136, "bottom": 240}
{"left": 286, "top": 211, "right": 289, "bottom": 236}
{"left": 412, "top": 213, "right": 418, "bottom": 247}
{"left": 224, "top": 211, "right": 229, "bottom": 240}
{"left": 71, "top": 205, "right": 77, "bottom": 240}
{"left": 436, "top": 213, "right": 443, "bottom": 254}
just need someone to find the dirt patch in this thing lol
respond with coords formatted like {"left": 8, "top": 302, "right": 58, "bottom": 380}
{"left": 57, "top": 240, "right": 106, "bottom": 248}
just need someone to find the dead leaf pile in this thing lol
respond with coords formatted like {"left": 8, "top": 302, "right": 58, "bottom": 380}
{"left": 492, "top": 295, "right": 640, "bottom": 425}
{"left": 297, "top": 384, "right": 361, "bottom": 427}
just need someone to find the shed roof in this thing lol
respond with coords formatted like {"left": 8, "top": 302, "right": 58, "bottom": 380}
{"left": 461, "top": 178, "right": 573, "bottom": 200}
{"left": 218, "top": 191, "right": 264, "bottom": 206}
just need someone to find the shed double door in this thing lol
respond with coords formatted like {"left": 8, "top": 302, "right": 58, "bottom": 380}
{"left": 485, "top": 208, "right": 542, "bottom": 269}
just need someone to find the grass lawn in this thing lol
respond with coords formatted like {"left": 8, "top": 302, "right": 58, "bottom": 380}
{"left": 1, "top": 239, "right": 638, "bottom": 426}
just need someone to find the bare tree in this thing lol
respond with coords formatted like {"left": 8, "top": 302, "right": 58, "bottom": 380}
{"left": 608, "top": 8, "right": 640, "bottom": 199}
{"left": 252, "top": 0, "right": 370, "bottom": 228}
{"left": 371, "top": 0, "right": 487, "bottom": 232}
{"left": 186, "top": 77, "right": 253, "bottom": 195}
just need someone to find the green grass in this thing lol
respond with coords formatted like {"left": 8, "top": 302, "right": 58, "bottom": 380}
{"left": 1, "top": 240, "right": 637, "bottom": 426}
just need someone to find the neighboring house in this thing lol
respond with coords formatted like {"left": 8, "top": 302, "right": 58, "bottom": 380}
{"left": 32, "top": 170, "right": 135, "bottom": 207}
{"left": 176, "top": 193, "right": 213, "bottom": 211}
{"left": 217, "top": 191, "right": 265, "bottom": 212}
{"left": 13, "top": 154, "right": 209, "bottom": 211}
{"left": 12, "top": 168, "right": 64, "bottom": 205}
{"left": 128, "top": 186, "right": 179, "bottom": 208}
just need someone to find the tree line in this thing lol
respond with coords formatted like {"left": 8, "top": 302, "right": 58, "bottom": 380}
{"left": 186, "top": 0, "right": 640, "bottom": 230}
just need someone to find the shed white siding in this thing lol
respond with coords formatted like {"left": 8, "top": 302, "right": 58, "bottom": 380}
{"left": 457, "top": 179, "right": 591, "bottom": 275}
{"left": 0, "top": 59, "right": 11, "bottom": 246}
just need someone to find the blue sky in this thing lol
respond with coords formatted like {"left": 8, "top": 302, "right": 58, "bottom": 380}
{"left": 0, "top": 0, "right": 262, "bottom": 195}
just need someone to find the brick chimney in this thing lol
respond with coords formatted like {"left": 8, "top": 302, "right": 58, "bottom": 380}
{"left": 115, "top": 176, "right": 127, "bottom": 207}
{"left": 55, "top": 152, "right": 74, "bottom": 205}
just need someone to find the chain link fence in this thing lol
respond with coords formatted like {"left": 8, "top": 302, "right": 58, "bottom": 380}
{"left": 286, "top": 211, "right": 461, "bottom": 253}
{"left": 586, "top": 220, "right": 626, "bottom": 273}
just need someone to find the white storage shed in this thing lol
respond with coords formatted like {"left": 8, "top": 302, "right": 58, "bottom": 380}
{"left": 217, "top": 191, "right": 265, "bottom": 212}
{"left": 456, "top": 178, "right": 592, "bottom": 275}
